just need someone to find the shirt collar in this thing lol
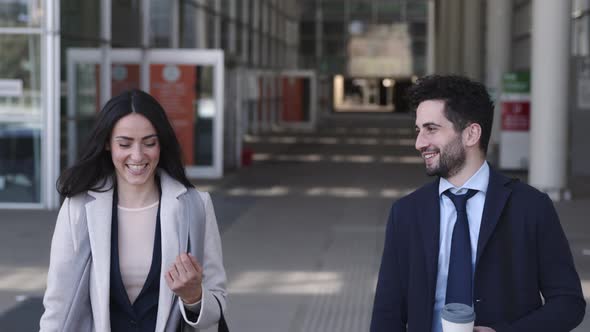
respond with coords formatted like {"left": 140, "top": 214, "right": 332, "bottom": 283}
{"left": 438, "top": 161, "right": 490, "bottom": 196}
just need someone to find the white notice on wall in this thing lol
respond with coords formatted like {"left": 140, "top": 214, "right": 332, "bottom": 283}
{"left": 0, "top": 79, "right": 23, "bottom": 97}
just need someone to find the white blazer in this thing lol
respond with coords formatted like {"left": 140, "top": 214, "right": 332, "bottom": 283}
{"left": 40, "top": 170, "right": 227, "bottom": 332}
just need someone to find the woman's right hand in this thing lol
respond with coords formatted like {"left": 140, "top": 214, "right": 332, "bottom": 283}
{"left": 165, "top": 253, "right": 203, "bottom": 304}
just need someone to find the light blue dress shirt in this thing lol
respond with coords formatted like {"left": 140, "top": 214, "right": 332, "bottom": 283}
{"left": 431, "top": 161, "right": 490, "bottom": 332}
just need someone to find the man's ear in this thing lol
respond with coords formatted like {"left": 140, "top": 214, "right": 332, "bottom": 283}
{"left": 463, "top": 123, "right": 481, "bottom": 148}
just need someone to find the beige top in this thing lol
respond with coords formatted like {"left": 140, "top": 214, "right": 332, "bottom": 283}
{"left": 117, "top": 201, "right": 159, "bottom": 304}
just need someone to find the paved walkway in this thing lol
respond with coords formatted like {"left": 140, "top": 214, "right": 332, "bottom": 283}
{"left": 1, "top": 113, "right": 589, "bottom": 331}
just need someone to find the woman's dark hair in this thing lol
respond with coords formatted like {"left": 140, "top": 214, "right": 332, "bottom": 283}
{"left": 407, "top": 75, "right": 495, "bottom": 154}
{"left": 58, "top": 89, "right": 193, "bottom": 197}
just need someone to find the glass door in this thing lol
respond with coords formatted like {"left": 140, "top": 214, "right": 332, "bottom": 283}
{"left": 279, "top": 70, "right": 317, "bottom": 130}
{"left": 147, "top": 49, "right": 225, "bottom": 178}
{"left": 67, "top": 48, "right": 225, "bottom": 179}
{"left": 0, "top": 34, "right": 42, "bottom": 204}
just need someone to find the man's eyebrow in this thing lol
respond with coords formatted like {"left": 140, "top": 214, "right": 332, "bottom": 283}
{"left": 415, "top": 122, "right": 442, "bottom": 129}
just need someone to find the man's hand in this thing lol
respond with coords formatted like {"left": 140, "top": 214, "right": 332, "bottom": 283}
{"left": 474, "top": 327, "right": 496, "bottom": 332}
{"left": 165, "top": 253, "right": 203, "bottom": 304}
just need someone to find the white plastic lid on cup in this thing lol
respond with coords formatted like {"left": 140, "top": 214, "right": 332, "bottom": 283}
{"left": 441, "top": 303, "right": 476, "bottom": 324}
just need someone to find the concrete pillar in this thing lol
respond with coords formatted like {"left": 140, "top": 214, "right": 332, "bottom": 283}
{"left": 447, "top": 0, "right": 463, "bottom": 73}
{"left": 572, "top": 0, "right": 590, "bottom": 55}
{"left": 170, "top": 0, "right": 179, "bottom": 48}
{"left": 252, "top": 0, "right": 260, "bottom": 66}
{"left": 140, "top": 0, "right": 150, "bottom": 90}
{"left": 436, "top": 0, "right": 450, "bottom": 73}
{"left": 315, "top": 0, "right": 323, "bottom": 63}
{"left": 100, "top": 0, "right": 111, "bottom": 107}
{"left": 462, "top": 0, "right": 482, "bottom": 80}
{"left": 241, "top": 0, "right": 250, "bottom": 64}
{"left": 261, "top": 0, "right": 268, "bottom": 66}
{"left": 486, "top": 0, "right": 512, "bottom": 159}
{"left": 213, "top": 0, "right": 221, "bottom": 49}
{"left": 426, "top": 0, "right": 436, "bottom": 74}
{"left": 529, "top": 0, "right": 571, "bottom": 198}
{"left": 195, "top": 0, "right": 207, "bottom": 48}
{"left": 270, "top": 0, "right": 277, "bottom": 68}
{"left": 228, "top": 0, "right": 237, "bottom": 55}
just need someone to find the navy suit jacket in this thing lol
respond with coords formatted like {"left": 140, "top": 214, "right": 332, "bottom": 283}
{"left": 371, "top": 168, "right": 586, "bottom": 332}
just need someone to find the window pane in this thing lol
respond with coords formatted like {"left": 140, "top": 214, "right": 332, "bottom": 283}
{"left": 0, "top": 34, "right": 42, "bottom": 203}
{"left": 149, "top": 64, "right": 216, "bottom": 166}
{"left": 0, "top": 0, "right": 42, "bottom": 28}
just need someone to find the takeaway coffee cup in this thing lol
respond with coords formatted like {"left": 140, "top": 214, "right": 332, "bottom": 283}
{"left": 441, "top": 303, "right": 475, "bottom": 332}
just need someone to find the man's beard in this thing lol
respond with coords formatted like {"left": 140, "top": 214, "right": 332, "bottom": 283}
{"left": 425, "top": 135, "right": 466, "bottom": 178}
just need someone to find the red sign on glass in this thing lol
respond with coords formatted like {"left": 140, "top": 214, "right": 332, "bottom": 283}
{"left": 150, "top": 64, "right": 197, "bottom": 165}
{"left": 95, "top": 64, "right": 141, "bottom": 112}
{"left": 501, "top": 101, "right": 530, "bottom": 131}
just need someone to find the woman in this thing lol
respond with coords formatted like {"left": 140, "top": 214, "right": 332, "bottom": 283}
{"left": 40, "top": 89, "right": 227, "bottom": 331}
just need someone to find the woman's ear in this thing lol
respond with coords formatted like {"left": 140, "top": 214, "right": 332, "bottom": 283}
{"left": 105, "top": 142, "right": 111, "bottom": 151}
{"left": 463, "top": 123, "right": 482, "bottom": 148}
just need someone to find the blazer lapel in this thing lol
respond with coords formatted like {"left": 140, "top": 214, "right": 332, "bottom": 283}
{"left": 86, "top": 179, "right": 114, "bottom": 332}
{"left": 476, "top": 168, "right": 512, "bottom": 266}
{"left": 418, "top": 179, "right": 442, "bottom": 307}
{"left": 155, "top": 171, "right": 188, "bottom": 332}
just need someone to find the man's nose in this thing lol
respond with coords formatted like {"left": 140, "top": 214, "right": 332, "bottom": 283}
{"left": 415, "top": 131, "right": 427, "bottom": 152}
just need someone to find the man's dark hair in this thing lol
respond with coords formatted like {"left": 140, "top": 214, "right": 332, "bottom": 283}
{"left": 407, "top": 75, "right": 495, "bottom": 154}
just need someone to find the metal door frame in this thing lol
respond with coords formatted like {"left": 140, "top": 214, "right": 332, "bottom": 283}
{"left": 279, "top": 70, "right": 317, "bottom": 130}
{"left": 67, "top": 48, "right": 225, "bottom": 179}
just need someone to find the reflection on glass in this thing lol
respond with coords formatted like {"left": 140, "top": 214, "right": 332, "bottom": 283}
{"left": 194, "top": 66, "right": 214, "bottom": 166}
{"left": 0, "top": 34, "right": 42, "bottom": 117}
{"left": 69, "top": 63, "right": 141, "bottom": 163}
{"left": 0, "top": 0, "right": 42, "bottom": 28}
{"left": 0, "top": 123, "right": 41, "bottom": 203}
{"left": 0, "top": 34, "right": 42, "bottom": 203}
{"left": 70, "top": 63, "right": 98, "bottom": 163}
{"left": 148, "top": 64, "right": 215, "bottom": 167}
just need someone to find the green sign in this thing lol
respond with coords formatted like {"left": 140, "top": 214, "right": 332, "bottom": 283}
{"left": 502, "top": 71, "right": 530, "bottom": 93}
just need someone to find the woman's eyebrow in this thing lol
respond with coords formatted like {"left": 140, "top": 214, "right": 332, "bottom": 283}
{"left": 114, "top": 134, "right": 157, "bottom": 140}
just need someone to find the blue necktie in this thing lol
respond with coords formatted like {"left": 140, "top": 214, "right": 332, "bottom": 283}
{"left": 444, "top": 189, "right": 478, "bottom": 306}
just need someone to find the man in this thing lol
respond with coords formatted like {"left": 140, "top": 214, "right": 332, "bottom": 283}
{"left": 370, "top": 75, "right": 585, "bottom": 332}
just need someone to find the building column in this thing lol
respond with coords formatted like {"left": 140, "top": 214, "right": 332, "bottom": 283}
{"left": 426, "top": 0, "right": 436, "bottom": 74}
{"left": 252, "top": 0, "right": 260, "bottom": 66}
{"left": 261, "top": 0, "right": 269, "bottom": 66}
{"left": 170, "top": 0, "right": 179, "bottom": 48}
{"left": 462, "top": 0, "right": 482, "bottom": 80}
{"left": 435, "top": 0, "right": 451, "bottom": 73}
{"left": 572, "top": 0, "right": 590, "bottom": 55}
{"left": 241, "top": 0, "right": 250, "bottom": 64}
{"left": 100, "top": 0, "right": 111, "bottom": 107}
{"left": 530, "top": 0, "right": 572, "bottom": 199}
{"left": 315, "top": 0, "right": 323, "bottom": 66}
{"left": 213, "top": 0, "right": 221, "bottom": 49}
{"left": 195, "top": 0, "right": 207, "bottom": 48}
{"left": 486, "top": 0, "right": 512, "bottom": 161}
{"left": 447, "top": 0, "right": 463, "bottom": 74}
{"left": 228, "top": 0, "right": 237, "bottom": 55}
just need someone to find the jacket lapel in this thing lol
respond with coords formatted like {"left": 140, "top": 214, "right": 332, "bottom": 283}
{"left": 86, "top": 178, "right": 114, "bottom": 332}
{"left": 155, "top": 171, "right": 189, "bottom": 332}
{"left": 476, "top": 168, "right": 512, "bottom": 266}
{"left": 419, "top": 179, "right": 441, "bottom": 310}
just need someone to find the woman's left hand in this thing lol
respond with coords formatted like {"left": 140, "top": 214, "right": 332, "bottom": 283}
{"left": 165, "top": 253, "right": 203, "bottom": 304}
